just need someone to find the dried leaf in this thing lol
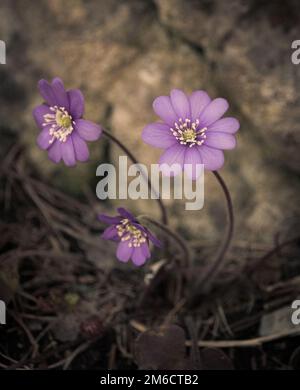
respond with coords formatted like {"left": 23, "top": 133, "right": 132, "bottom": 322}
{"left": 135, "top": 325, "right": 189, "bottom": 370}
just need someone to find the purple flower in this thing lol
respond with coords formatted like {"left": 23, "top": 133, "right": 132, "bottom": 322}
{"left": 99, "top": 208, "right": 161, "bottom": 267}
{"left": 33, "top": 77, "right": 102, "bottom": 166}
{"left": 142, "top": 89, "right": 239, "bottom": 179}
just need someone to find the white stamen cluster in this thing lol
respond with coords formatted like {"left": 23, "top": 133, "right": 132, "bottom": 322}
{"left": 43, "top": 106, "right": 75, "bottom": 144}
{"left": 116, "top": 218, "right": 147, "bottom": 248}
{"left": 170, "top": 118, "right": 207, "bottom": 147}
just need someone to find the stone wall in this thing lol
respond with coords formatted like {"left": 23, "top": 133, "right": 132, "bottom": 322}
{"left": 1, "top": 0, "right": 300, "bottom": 245}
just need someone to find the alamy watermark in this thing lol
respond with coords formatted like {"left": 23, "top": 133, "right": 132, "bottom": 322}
{"left": 96, "top": 156, "right": 204, "bottom": 210}
{"left": 0, "top": 40, "right": 6, "bottom": 64}
{"left": 291, "top": 300, "right": 300, "bottom": 325}
{"left": 0, "top": 300, "right": 6, "bottom": 325}
{"left": 291, "top": 40, "right": 300, "bottom": 64}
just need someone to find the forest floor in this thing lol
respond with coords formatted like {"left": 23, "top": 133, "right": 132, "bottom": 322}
{"left": 1, "top": 145, "right": 300, "bottom": 370}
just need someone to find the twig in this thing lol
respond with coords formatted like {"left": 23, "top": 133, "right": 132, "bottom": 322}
{"left": 10, "top": 311, "right": 39, "bottom": 358}
{"left": 130, "top": 320, "right": 300, "bottom": 348}
{"left": 63, "top": 340, "right": 93, "bottom": 370}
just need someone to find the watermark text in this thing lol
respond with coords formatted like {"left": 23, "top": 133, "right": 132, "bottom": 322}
{"left": 96, "top": 156, "right": 204, "bottom": 210}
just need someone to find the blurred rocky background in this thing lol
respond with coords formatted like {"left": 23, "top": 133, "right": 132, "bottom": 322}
{"left": 1, "top": 0, "right": 300, "bottom": 247}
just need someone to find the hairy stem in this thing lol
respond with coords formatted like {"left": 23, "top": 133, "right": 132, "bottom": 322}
{"left": 138, "top": 215, "right": 193, "bottom": 268}
{"left": 190, "top": 171, "right": 234, "bottom": 300}
{"left": 102, "top": 128, "right": 168, "bottom": 225}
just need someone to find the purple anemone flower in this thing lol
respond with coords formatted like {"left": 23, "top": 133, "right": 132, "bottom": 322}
{"left": 99, "top": 208, "right": 161, "bottom": 267}
{"left": 142, "top": 89, "right": 239, "bottom": 179}
{"left": 33, "top": 77, "right": 102, "bottom": 166}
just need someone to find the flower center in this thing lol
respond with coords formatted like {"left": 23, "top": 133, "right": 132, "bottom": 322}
{"left": 182, "top": 128, "right": 197, "bottom": 143}
{"left": 116, "top": 218, "right": 147, "bottom": 248}
{"left": 170, "top": 118, "right": 207, "bottom": 147}
{"left": 43, "top": 106, "right": 75, "bottom": 144}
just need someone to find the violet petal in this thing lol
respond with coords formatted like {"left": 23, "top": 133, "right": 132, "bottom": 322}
{"left": 141, "top": 242, "right": 151, "bottom": 259}
{"left": 98, "top": 214, "right": 122, "bottom": 224}
{"left": 48, "top": 140, "right": 62, "bottom": 163}
{"left": 146, "top": 228, "right": 162, "bottom": 248}
{"left": 51, "top": 77, "right": 69, "bottom": 109}
{"left": 189, "top": 90, "right": 211, "bottom": 122}
{"left": 116, "top": 241, "right": 133, "bottom": 263}
{"left": 117, "top": 207, "right": 136, "bottom": 221}
{"left": 170, "top": 89, "right": 191, "bottom": 119}
{"left": 153, "top": 96, "right": 178, "bottom": 126}
{"left": 33, "top": 104, "right": 51, "bottom": 129}
{"left": 75, "top": 119, "right": 102, "bottom": 141}
{"left": 72, "top": 132, "right": 89, "bottom": 162}
{"left": 61, "top": 136, "right": 76, "bottom": 167}
{"left": 159, "top": 144, "right": 186, "bottom": 176}
{"left": 142, "top": 123, "right": 177, "bottom": 148}
{"left": 204, "top": 132, "right": 236, "bottom": 150}
{"left": 207, "top": 117, "right": 240, "bottom": 134}
{"left": 101, "top": 226, "right": 118, "bottom": 240}
{"left": 37, "top": 127, "right": 52, "bottom": 150}
{"left": 68, "top": 89, "right": 84, "bottom": 119}
{"left": 200, "top": 98, "right": 229, "bottom": 127}
{"left": 38, "top": 79, "right": 57, "bottom": 107}
{"left": 198, "top": 145, "right": 224, "bottom": 171}
{"left": 131, "top": 246, "right": 147, "bottom": 266}
{"left": 184, "top": 147, "right": 203, "bottom": 179}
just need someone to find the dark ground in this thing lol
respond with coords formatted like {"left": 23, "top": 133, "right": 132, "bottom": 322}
{"left": 0, "top": 144, "right": 300, "bottom": 370}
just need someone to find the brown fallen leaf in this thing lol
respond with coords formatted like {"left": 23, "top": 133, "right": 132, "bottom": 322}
{"left": 135, "top": 325, "right": 190, "bottom": 370}
{"left": 135, "top": 324, "right": 234, "bottom": 370}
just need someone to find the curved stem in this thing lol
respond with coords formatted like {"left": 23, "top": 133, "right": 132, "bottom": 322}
{"left": 247, "top": 235, "right": 300, "bottom": 273}
{"left": 102, "top": 128, "right": 168, "bottom": 225}
{"left": 191, "top": 171, "right": 234, "bottom": 297}
{"left": 138, "top": 215, "right": 193, "bottom": 269}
